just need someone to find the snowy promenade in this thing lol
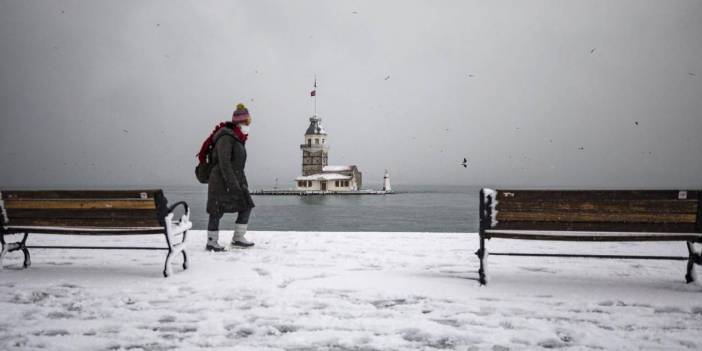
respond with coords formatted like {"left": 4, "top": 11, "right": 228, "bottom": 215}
{"left": 1, "top": 231, "right": 701, "bottom": 350}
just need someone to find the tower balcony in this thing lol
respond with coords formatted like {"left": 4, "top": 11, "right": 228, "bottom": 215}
{"left": 300, "top": 144, "right": 329, "bottom": 151}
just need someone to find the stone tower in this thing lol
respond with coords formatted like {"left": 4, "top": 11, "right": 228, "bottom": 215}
{"left": 300, "top": 115, "right": 329, "bottom": 176}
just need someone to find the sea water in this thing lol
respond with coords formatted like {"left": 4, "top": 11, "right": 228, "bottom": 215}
{"left": 166, "top": 185, "right": 481, "bottom": 233}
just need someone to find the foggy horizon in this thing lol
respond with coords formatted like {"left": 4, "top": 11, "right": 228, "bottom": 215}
{"left": 2, "top": 0, "right": 701, "bottom": 190}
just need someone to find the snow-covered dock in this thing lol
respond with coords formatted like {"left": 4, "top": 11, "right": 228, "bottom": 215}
{"left": 1, "top": 231, "right": 701, "bottom": 350}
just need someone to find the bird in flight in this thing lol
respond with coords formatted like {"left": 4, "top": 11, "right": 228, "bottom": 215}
{"left": 460, "top": 158, "right": 468, "bottom": 168}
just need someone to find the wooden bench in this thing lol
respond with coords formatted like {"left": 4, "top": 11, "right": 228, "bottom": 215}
{"left": 477, "top": 189, "right": 702, "bottom": 285}
{"left": 0, "top": 190, "right": 191, "bottom": 277}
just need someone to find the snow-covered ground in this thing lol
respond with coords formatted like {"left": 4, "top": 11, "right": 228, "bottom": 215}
{"left": 1, "top": 231, "right": 701, "bottom": 350}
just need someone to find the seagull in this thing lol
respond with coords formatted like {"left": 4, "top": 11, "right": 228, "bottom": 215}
{"left": 122, "top": 129, "right": 129, "bottom": 133}
{"left": 634, "top": 121, "right": 639, "bottom": 126}
{"left": 590, "top": 48, "right": 596, "bottom": 54}
{"left": 460, "top": 158, "right": 468, "bottom": 168}
{"left": 384, "top": 75, "right": 390, "bottom": 80}
{"left": 689, "top": 72, "right": 696, "bottom": 77}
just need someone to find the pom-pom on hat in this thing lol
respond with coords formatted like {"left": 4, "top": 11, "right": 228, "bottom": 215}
{"left": 232, "top": 103, "right": 250, "bottom": 123}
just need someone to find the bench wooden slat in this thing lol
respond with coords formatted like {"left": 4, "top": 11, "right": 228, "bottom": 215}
{"left": 495, "top": 190, "right": 699, "bottom": 201}
{"left": 484, "top": 230, "right": 702, "bottom": 242}
{"left": 3, "top": 227, "right": 166, "bottom": 235}
{"left": 492, "top": 220, "right": 697, "bottom": 233}
{"left": 4, "top": 199, "right": 157, "bottom": 210}
{"left": 6, "top": 218, "right": 163, "bottom": 228}
{"left": 496, "top": 200, "right": 698, "bottom": 214}
{"left": 2, "top": 190, "right": 162, "bottom": 200}
{"left": 496, "top": 211, "right": 697, "bottom": 223}
{"left": 6, "top": 209, "right": 159, "bottom": 220}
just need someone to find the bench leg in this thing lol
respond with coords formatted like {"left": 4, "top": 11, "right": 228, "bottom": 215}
{"left": 163, "top": 231, "right": 175, "bottom": 278}
{"left": 162, "top": 213, "right": 188, "bottom": 278}
{"left": 476, "top": 235, "right": 488, "bottom": 285}
{"left": 181, "top": 230, "right": 189, "bottom": 270}
{"left": 686, "top": 241, "right": 701, "bottom": 283}
{"left": 0, "top": 233, "right": 30, "bottom": 269}
{"left": 163, "top": 234, "right": 187, "bottom": 277}
{"left": 0, "top": 234, "right": 5, "bottom": 270}
{"left": 19, "top": 233, "right": 30, "bottom": 268}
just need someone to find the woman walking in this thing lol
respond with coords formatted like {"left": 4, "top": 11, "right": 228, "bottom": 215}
{"left": 206, "top": 103, "right": 256, "bottom": 251}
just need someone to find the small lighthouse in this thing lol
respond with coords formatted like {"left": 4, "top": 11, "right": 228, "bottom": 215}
{"left": 383, "top": 170, "right": 392, "bottom": 193}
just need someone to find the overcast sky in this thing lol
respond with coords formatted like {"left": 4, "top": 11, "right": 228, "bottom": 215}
{"left": 1, "top": 0, "right": 701, "bottom": 189}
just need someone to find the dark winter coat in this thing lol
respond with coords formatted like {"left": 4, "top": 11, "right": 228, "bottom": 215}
{"left": 206, "top": 125, "right": 255, "bottom": 215}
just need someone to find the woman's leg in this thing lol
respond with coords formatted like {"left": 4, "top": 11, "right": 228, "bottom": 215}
{"left": 235, "top": 208, "right": 252, "bottom": 224}
{"left": 206, "top": 212, "right": 225, "bottom": 251}
{"left": 232, "top": 209, "right": 254, "bottom": 247}
{"left": 208, "top": 212, "right": 223, "bottom": 231}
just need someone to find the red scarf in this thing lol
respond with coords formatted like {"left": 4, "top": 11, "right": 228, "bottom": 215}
{"left": 196, "top": 122, "right": 248, "bottom": 162}
{"left": 233, "top": 124, "right": 248, "bottom": 144}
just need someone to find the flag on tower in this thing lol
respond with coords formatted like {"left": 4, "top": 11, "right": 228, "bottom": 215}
{"left": 310, "top": 90, "right": 316, "bottom": 97}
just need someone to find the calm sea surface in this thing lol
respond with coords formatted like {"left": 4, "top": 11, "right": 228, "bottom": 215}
{"left": 165, "top": 185, "right": 481, "bottom": 233}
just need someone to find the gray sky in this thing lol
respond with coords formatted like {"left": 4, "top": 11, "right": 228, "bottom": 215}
{"left": 1, "top": 0, "right": 701, "bottom": 189}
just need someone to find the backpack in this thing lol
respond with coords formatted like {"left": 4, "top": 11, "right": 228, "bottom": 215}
{"left": 195, "top": 122, "right": 228, "bottom": 184}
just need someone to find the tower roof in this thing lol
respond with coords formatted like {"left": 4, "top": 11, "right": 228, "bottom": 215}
{"left": 305, "top": 115, "right": 327, "bottom": 135}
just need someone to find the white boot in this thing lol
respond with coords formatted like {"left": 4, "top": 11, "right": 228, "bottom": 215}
{"left": 230, "top": 224, "right": 254, "bottom": 248}
{"left": 206, "top": 230, "right": 226, "bottom": 252}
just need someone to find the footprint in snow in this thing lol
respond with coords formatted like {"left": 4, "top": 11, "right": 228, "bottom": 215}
{"left": 153, "top": 325, "right": 197, "bottom": 333}
{"left": 432, "top": 318, "right": 463, "bottom": 327}
{"left": 253, "top": 267, "right": 270, "bottom": 276}
{"left": 519, "top": 266, "right": 557, "bottom": 274}
{"left": 654, "top": 306, "right": 685, "bottom": 314}
{"left": 47, "top": 311, "right": 74, "bottom": 319}
{"left": 476, "top": 297, "right": 499, "bottom": 302}
{"left": 555, "top": 329, "right": 575, "bottom": 343}
{"left": 158, "top": 315, "right": 176, "bottom": 323}
{"left": 277, "top": 274, "right": 329, "bottom": 288}
{"left": 33, "top": 329, "right": 70, "bottom": 337}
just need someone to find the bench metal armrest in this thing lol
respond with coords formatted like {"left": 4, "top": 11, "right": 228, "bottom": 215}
{"left": 168, "top": 201, "right": 189, "bottom": 216}
{"left": 165, "top": 201, "right": 191, "bottom": 234}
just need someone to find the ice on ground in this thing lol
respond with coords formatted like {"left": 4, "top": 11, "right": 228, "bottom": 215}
{"left": 1, "top": 231, "right": 701, "bottom": 350}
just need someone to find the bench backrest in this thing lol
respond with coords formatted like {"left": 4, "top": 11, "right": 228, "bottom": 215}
{"left": 480, "top": 189, "right": 701, "bottom": 233}
{"left": 0, "top": 190, "right": 168, "bottom": 233}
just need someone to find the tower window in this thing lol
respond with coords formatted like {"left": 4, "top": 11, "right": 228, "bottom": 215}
{"left": 315, "top": 138, "right": 319, "bottom": 144}
{"left": 307, "top": 139, "right": 311, "bottom": 146}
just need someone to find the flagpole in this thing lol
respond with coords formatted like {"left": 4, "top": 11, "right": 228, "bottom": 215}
{"left": 314, "top": 74, "right": 317, "bottom": 116}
